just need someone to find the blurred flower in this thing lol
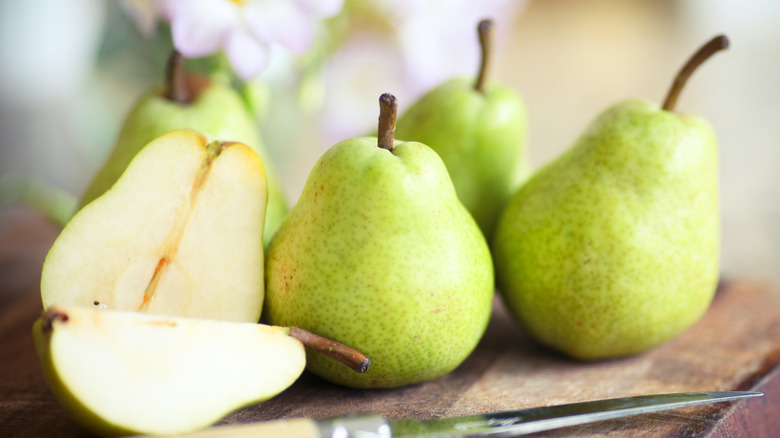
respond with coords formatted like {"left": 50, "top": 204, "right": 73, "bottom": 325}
{"left": 118, "top": 0, "right": 527, "bottom": 198}
{"left": 393, "top": 0, "right": 526, "bottom": 95}
{"left": 121, "top": 0, "right": 344, "bottom": 79}
{"left": 318, "top": 34, "right": 407, "bottom": 142}
{"left": 314, "top": 0, "right": 526, "bottom": 144}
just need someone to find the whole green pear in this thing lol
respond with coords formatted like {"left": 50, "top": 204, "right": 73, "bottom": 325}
{"left": 79, "top": 51, "right": 287, "bottom": 248}
{"left": 395, "top": 20, "right": 528, "bottom": 240}
{"left": 264, "top": 94, "right": 494, "bottom": 388}
{"left": 492, "top": 36, "right": 729, "bottom": 360}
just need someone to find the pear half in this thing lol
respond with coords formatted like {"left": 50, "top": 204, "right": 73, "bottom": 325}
{"left": 33, "top": 306, "right": 305, "bottom": 436}
{"left": 78, "top": 52, "right": 288, "bottom": 249}
{"left": 41, "top": 129, "right": 267, "bottom": 322}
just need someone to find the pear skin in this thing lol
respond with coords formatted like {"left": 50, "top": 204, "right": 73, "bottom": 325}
{"left": 492, "top": 35, "right": 728, "bottom": 360}
{"left": 493, "top": 99, "right": 719, "bottom": 360}
{"left": 396, "top": 20, "right": 528, "bottom": 239}
{"left": 264, "top": 95, "right": 494, "bottom": 388}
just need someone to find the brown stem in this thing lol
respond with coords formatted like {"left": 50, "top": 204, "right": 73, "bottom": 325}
{"left": 42, "top": 308, "right": 69, "bottom": 333}
{"left": 378, "top": 93, "right": 398, "bottom": 151}
{"left": 661, "top": 35, "right": 729, "bottom": 112}
{"left": 475, "top": 19, "right": 494, "bottom": 93}
{"left": 165, "top": 50, "right": 192, "bottom": 104}
{"left": 288, "top": 327, "right": 370, "bottom": 374}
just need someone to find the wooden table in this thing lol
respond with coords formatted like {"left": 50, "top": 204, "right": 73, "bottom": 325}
{"left": 1, "top": 205, "right": 778, "bottom": 437}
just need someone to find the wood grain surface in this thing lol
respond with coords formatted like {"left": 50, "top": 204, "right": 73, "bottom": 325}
{"left": 1, "top": 205, "right": 778, "bottom": 437}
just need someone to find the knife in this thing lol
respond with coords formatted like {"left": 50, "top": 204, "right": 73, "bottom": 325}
{"left": 144, "top": 391, "right": 761, "bottom": 438}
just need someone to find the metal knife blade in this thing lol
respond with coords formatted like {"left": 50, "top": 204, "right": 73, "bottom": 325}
{"left": 135, "top": 391, "right": 761, "bottom": 438}
{"left": 383, "top": 391, "right": 762, "bottom": 437}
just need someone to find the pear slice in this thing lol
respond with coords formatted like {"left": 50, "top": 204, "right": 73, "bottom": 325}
{"left": 41, "top": 129, "right": 267, "bottom": 322}
{"left": 33, "top": 306, "right": 306, "bottom": 436}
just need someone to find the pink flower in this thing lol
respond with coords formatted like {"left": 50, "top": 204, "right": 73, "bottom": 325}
{"left": 123, "top": 0, "right": 344, "bottom": 79}
{"left": 392, "top": 0, "right": 527, "bottom": 96}
{"left": 316, "top": 0, "right": 526, "bottom": 144}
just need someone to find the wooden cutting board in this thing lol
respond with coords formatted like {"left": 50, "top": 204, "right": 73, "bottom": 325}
{"left": 1, "top": 205, "right": 778, "bottom": 437}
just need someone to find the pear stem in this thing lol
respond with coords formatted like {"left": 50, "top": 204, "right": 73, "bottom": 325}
{"left": 378, "top": 93, "right": 398, "bottom": 151}
{"left": 165, "top": 50, "right": 192, "bottom": 104}
{"left": 475, "top": 19, "right": 494, "bottom": 93}
{"left": 288, "top": 327, "right": 371, "bottom": 374}
{"left": 661, "top": 34, "right": 729, "bottom": 112}
{"left": 41, "top": 308, "right": 69, "bottom": 333}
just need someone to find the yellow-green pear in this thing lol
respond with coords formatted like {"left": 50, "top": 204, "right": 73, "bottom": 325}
{"left": 264, "top": 94, "right": 494, "bottom": 388}
{"left": 79, "top": 51, "right": 287, "bottom": 248}
{"left": 492, "top": 35, "right": 729, "bottom": 360}
{"left": 32, "top": 306, "right": 307, "bottom": 436}
{"left": 42, "top": 130, "right": 267, "bottom": 322}
{"left": 395, "top": 20, "right": 528, "bottom": 239}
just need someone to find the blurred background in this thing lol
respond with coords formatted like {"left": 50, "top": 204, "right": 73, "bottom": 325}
{"left": 1, "top": 0, "right": 778, "bottom": 284}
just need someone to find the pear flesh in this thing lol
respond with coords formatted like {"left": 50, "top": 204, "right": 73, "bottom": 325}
{"left": 264, "top": 136, "right": 494, "bottom": 388}
{"left": 33, "top": 306, "right": 305, "bottom": 437}
{"left": 41, "top": 130, "right": 267, "bottom": 322}
{"left": 492, "top": 99, "right": 720, "bottom": 360}
{"left": 79, "top": 74, "right": 287, "bottom": 249}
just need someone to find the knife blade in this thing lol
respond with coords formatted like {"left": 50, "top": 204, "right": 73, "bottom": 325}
{"left": 139, "top": 391, "right": 761, "bottom": 438}
{"left": 385, "top": 391, "right": 761, "bottom": 437}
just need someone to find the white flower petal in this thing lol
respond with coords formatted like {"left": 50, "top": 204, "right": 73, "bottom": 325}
{"left": 293, "top": 0, "right": 344, "bottom": 17}
{"left": 243, "top": 2, "right": 312, "bottom": 54}
{"left": 396, "top": 0, "right": 528, "bottom": 92}
{"left": 319, "top": 34, "right": 407, "bottom": 144}
{"left": 224, "top": 28, "right": 270, "bottom": 80}
{"left": 170, "top": 0, "right": 238, "bottom": 57}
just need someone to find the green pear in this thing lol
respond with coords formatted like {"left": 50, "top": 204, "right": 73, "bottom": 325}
{"left": 264, "top": 94, "right": 494, "bottom": 388}
{"left": 31, "top": 306, "right": 366, "bottom": 436}
{"left": 395, "top": 20, "right": 528, "bottom": 239}
{"left": 492, "top": 35, "right": 729, "bottom": 360}
{"left": 79, "top": 51, "right": 287, "bottom": 248}
{"left": 42, "top": 130, "right": 267, "bottom": 322}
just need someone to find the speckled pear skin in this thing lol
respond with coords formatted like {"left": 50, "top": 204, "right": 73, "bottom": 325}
{"left": 395, "top": 78, "right": 528, "bottom": 240}
{"left": 264, "top": 137, "right": 494, "bottom": 388}
{"left": 492, "top": 99, "right": 720, "bottom": 360}
{"left": 78, "top": 76, "right": 287, "bottom": 249}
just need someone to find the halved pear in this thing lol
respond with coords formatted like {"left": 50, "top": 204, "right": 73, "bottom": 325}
{"left": 41, "top": 129, "right": 267, "bottom": 322}
{"left": 33, "top": 306, "right": 306, "bottom": 436}
{"left": 78, "top": 51, "right": 288, "bottom": 250}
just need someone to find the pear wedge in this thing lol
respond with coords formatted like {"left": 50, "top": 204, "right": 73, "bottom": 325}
{"left": 33, "top": 306, "right": 306, "bottom": 436}
{"left": 41, "top": 129, "right": 267, "bottom": 322}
